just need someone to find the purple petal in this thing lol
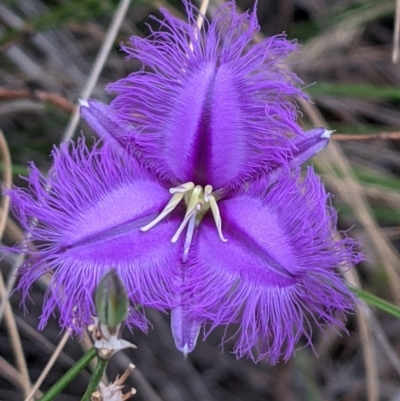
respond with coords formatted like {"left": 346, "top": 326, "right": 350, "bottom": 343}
{"left": 108, "top": 2, "right": 307, "bottom": 189}
{"left": 183, "top": 167, "right": 362, "bottom": 362}
{"left": 171, "top": 306, "right": 201, "bottom": 355}
{"left": 291, "top": 127, "right": 332, "bottom": 166}
{"left": 8, "top": 140, "right": 183, "bottom": 333}
{"left": 80, "top": 99, "right": 136, "bottom": 156}
{"left": 265, "top": 127, "right": 332, "bottom": 186}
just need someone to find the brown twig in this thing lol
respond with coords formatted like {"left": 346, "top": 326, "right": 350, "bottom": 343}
{"left": 333, "top": 132, "right": 400, "bottom": 141}
{"left": 0, "top": 88, "right": 74, "bottom": 114}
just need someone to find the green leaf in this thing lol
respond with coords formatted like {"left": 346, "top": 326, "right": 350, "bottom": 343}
{"left": 352, "top": 166, "right": 400, "bottom": 192}
{"left": 307, "top": 83, "right": 400, "bottom": 100}
{"left": 350, "top": 287, "right": 400, "bottom": 319}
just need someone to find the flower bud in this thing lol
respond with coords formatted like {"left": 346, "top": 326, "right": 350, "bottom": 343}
{"left": 95, "top": 269, "right": 128, "bottom": 330}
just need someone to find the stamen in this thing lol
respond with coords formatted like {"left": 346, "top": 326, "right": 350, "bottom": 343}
{"left": 208, "top": 194, "right": 227, "bottom": 242}
{"left": 204, "top": 184, "right": 213, "bottom": 202}
{"left": 204, "top": 184, "right": 227, "bottom": 241}
{"left": 171, "top": 202, "right": 202, "bottom": 243}
{"left": 140, "top": 192, "right": 185, "bottom": 232}
{"left": 169, "top": 182, "right": 194, "bottom": 194}
{"left": 182, "top": 212, "right": 197, "bottom": 262}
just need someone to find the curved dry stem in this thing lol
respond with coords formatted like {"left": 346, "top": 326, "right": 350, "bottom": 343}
{"left": 341, "top": 266, "right": 379, "bottom": 401}
{"left": 24, "top": 331, "right": 70, "bottom": 401}
{"left": 0, "top": 128, "right": 12, "bottom": 236}
{"left": 0, "top": 88, "right": 74, "bottom": 114}
{"left": 0, "top": 275, "right": 33, "bottom": 397}
{"left": 0, "top": 129, "right": 32, "bottom": 397}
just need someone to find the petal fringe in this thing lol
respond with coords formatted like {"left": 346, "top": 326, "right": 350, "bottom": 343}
{"left": 8, "top": 140, "right": 183, "bottom": 333}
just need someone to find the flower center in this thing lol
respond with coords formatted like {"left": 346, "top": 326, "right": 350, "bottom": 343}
{"left": 140, "top": 182, "right": 227, "bottom": 262}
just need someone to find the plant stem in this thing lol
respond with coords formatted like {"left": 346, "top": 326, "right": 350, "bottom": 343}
{"left": 38, "top": 347, "right": 97, "bottom": 401}
{"left": 80, "top": 356, "right": 108, "bottom": 401}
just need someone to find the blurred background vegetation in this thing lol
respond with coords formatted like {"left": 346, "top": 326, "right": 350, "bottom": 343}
{"left": 1, "top": 0, "right": 400, "bottom": 400}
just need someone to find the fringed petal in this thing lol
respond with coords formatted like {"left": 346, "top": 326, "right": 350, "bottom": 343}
{"left": 8, "top": 140, "right": 183, "bottom": 333}
{"left": 291, "top": 127, "right": 332, "bottom": 166}
{"left": 108, "top": 1, "right": 307, "bottom": 189}
{"left": 183, "top": 167, "right": 362, "bottom": 362}
{"left": 80, "top": 99, "right": 136, "bottom": 156}
{"left": 265, "top": 127, "right": 332, "bottom": 186}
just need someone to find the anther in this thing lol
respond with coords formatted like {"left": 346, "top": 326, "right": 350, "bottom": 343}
{"left": 140, "top": 192, "right": 185, "bottom": 232}
{"left": 141, "top": 182, "right": 195, "bottom": 232}
{"left": 204, "top": 184, "right": 213, "bottom": 202}
{"left": 169, "top": 182, "right": 194, "bottom": 194}
{"left": 208, "top": 195, "right": 227, "bottom": 242}
{"left": 182, "top": 212, "right": 197, "bottom": 262}
{"left": 171, "top": 203, "right": 201, "bottom": 243}
{"left": 204, "top": 185, "right": 227, "bottom": 242}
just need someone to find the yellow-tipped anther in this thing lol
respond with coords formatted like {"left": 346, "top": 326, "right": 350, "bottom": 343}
{"left": 140, "top": 192, "right": 185, "bottom": 232}
{"left": 208, "top": 194, "right": 227, "bottom": 242}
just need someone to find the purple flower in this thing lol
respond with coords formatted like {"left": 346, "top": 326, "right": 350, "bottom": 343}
{"left": 7, "top": 1, "right": 362, "bottom": 363}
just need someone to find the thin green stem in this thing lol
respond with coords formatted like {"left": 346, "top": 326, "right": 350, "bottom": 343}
{"left": 80, "top": 356, "right": 108, "bottom": 401}
{"left": 350, "top": 286, "right": 400, "bottom": 319}
{"left": 38, "top": 347, "right": 97, "bottom": 401}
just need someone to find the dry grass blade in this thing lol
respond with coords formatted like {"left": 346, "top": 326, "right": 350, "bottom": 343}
{"left": 0, "top": 128, "right": 32, "bottom": 397}
{"left": 393, "top": 0, "right": 400, "bottom": 62}
{"left": 341, "top": 266, "right": 379, "bottom": 401}
{"left": 0, "top": 128, "right": 12, "bottom": 236}
{"left": 196, "top": 0, "right": 210, "bottom": 28}
{"left": 0, "top": 356, "right": 31, "bottom": 393}
{"left": 0, "top": 252, "right": 23, "bottom": 323}
{"left": 24, "top": 331, "right": 70, "bottom": 401}
{"left": 61, "top": 0, "right": 132, "bottom": 142}
{"left": 0, "top": 275, "right": 33, "bottom": 397}
{"left": 82, "top": 331, "right": 97, "bottom": 373}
